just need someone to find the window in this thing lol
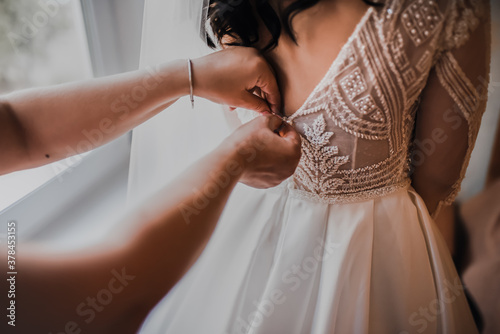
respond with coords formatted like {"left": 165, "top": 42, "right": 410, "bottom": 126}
{"left": 0, "top": 0, "right": 144, "bottom": 248}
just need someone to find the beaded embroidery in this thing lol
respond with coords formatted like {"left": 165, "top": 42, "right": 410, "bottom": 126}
{"left": 340, "top": 67, "right": 368, "bottom": 100}
{"left": 401, "top": 0, "right": 443, "bottom": 46}
{"left": 236, "top": 0, "right": 487, "bottom": 209}
{"left": 294, "top": 115, "right": 350, "bottom": 195}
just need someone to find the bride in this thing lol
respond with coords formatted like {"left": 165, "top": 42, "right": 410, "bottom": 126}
{"left": 131, "top": 0, "right": 490, "bottom": 333}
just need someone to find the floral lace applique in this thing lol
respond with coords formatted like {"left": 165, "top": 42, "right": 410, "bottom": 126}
{"left": 294, "top": 115, "right": 350, "bottom": 195}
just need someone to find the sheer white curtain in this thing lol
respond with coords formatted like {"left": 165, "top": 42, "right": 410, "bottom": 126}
{"left": 128, "top": 0, "right": 230, "bottom": 203}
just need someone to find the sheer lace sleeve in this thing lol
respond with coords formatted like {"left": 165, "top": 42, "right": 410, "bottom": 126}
{"left": 411, "top": 0, "right": 490, "bottom": 218}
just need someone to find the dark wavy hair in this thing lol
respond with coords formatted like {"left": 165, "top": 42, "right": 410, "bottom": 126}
{"left": 206, "top": 0, "right": 383, "bottom": 51}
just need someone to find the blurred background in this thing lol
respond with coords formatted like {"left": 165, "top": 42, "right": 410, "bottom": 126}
{"left": 0, "top": 0, "right": 144, "bottom": 250}
{"left": 0, "top": 0, "right": 499, "bottom": 332}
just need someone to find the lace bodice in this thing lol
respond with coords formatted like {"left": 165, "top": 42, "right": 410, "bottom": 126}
{"left": 237, "top": 0, "right": 489, "bottom": 213}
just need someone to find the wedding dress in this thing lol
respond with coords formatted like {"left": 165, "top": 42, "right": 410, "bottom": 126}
{"left": 131, "top": 0, "right": 490, "bottom": 333}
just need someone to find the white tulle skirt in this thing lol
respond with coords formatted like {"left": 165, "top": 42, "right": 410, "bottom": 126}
{"left": 139, "top": 181, "right": 478, "bottom": 334}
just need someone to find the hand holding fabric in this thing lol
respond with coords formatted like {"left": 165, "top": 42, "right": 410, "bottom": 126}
{"left": 223, "top": 114, "right": 301, "bottom": 188}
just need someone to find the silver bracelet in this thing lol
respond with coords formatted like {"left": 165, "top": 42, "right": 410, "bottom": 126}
{"left": 187, "top": 58, "right": 194, "bottom": 109}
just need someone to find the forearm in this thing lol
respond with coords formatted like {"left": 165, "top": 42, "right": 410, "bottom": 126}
{"left": 6, "top": 114, "right": 298, "bottom": 332}
{"left": 9, "top": 142, "right": 245, "bottom": 333}
{"left": 0, "top": 60, "right": 189, "bottom": 174}
{"left": 123, "top": 141, "right": 245, "bottom": 306}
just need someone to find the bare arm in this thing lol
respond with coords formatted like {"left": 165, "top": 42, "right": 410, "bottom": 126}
{"left": 0, "top": 47, "right": 280, "bottom": 175}
{"left": 2, "top": 115, "right": 300, "bottom": 334}
{"left": 0, "top": 60, "right": 188, "bottom": 174}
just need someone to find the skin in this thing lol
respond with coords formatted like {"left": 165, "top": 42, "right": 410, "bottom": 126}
{"left": 253, "top": 0, "right": 490, "bottom": 254}
{"left": 265, "top": 0, "right": 370, "bottom": 116}
{"left": 0, "top": 46, "right": 281, "bottom": 175}
{"left": 0, "top": 47, "right": 302, "bottom": 332}
{"left": 2, "top": 115, "right": 300, "bottom": 334}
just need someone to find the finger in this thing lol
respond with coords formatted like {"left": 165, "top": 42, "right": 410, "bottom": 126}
{"left": 252, "top": 87, "right": 262, "bottom": 98}
{"left": 274, "top": 121, "right": 286, "bottom": 135}
{"left": 263, "top": 114, "right": 285, "bottom": 132}
{"left": 279, "top": 122, "right": 301, "bottom": 145}
{"left": 256, "top": 64, "right": 282, "bottom": 114}
{"left": 239, "top": 92, "right": 272, "bottom": 114}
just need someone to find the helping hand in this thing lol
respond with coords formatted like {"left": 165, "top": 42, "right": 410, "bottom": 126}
{"left": 192, "top": 47, "right": 281, "bottom": 114}
{"left": 224, "top": 114, "right": 302, "bottom": 188}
